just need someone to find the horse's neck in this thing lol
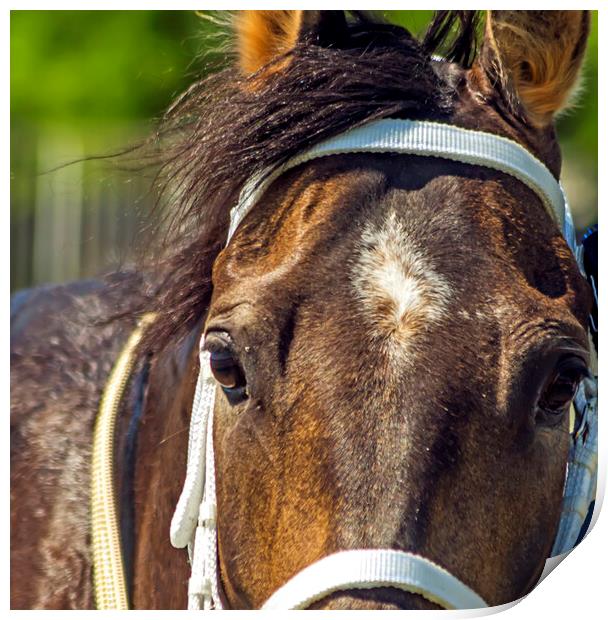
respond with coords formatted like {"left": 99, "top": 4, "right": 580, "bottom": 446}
{"left": 131, "top": 325, "right": 201, "bottom": 609}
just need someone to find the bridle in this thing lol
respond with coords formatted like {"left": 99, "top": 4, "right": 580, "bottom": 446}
{"left": 165, "top": 118, "right": 598, "bottom": 610}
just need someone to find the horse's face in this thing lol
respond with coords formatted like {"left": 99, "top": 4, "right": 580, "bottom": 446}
{"left": 203, "top": 11, "right": 592, "bottom": 609}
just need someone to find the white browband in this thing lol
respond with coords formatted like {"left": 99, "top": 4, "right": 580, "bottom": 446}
{"left": 170, "top": 118, "right": 597, "bottom": 610}
{"left": 228, "top": 118, "right": 566, "bottom": 241}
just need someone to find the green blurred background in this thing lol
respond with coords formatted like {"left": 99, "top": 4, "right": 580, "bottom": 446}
{"left": 10, "top": 11, "right": 598, "bottom": 292}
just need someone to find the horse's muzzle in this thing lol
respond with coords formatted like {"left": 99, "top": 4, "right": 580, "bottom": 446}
{"left": 308, "top": 587, "right": 442, "bottom": 610}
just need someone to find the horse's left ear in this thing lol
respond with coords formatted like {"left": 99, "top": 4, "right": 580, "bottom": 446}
{"left": 234, "top": 10, "right": 347, "bottom": 75}
{"left": 479, "top": 11, "right": 590, "bottom": 127}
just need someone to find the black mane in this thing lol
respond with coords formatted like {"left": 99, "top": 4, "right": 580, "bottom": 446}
{"left": 141, "top": 11, "right": 481, "bottom": 350}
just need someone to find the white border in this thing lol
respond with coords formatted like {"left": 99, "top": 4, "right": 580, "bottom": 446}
{"left": 5, "top": 4, "right": 603, "bottom": 617}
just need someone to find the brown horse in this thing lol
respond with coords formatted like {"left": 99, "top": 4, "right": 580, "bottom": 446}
{"left": 11, "top": 10, "right": 594, "bottom": 609}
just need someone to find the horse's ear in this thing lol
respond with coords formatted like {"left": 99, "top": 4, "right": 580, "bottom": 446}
{"left": 479, "top": 11, "right": 590, "bottom": 127}
{"left": 234, "top": 10, "right": 347, "bottom": 75}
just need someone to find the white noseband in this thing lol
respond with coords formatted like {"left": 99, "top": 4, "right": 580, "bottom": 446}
{"left": 262, "top": 549, "right": 487, "bottom": 609}
{"left": 170, "top": 118, "right": 597, "bottom": 610}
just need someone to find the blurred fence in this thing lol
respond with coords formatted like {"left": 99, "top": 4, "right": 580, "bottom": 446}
{"left": 10, "top": 123, "right": 156, "bottom": 293}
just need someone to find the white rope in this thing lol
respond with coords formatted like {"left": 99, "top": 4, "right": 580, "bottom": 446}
{"left": 170, "top": 349, "right": 222, "bottom": 609}
{"left": 170, "top": 352, "right": 214, "bottom": 549}
{"left": 203, "top": 399, "right": 223, "bottom": 608}
{"left": 186, "top": 397, "right": 222, "bottom": 610}
{"left": 262, "top": 549, "right": 487, "bottom": 610}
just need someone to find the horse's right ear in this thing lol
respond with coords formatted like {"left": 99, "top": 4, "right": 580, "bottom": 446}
{"left": 234, "top": 10, "right": 348, "bottom": 76}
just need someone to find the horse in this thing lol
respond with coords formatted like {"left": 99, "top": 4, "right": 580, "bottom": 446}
{"left": 10, "top": 10, "right": 596, "bottom": 610}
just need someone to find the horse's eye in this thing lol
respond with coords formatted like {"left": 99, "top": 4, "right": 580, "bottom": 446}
{"left": 204, "top": 333, "right": 249, "bottom": 405}
{"left": 537, "top": 358, "right": 586, "bottom": 421}
{"left": 209, "top": 348, "right": 245, "bottom": 389}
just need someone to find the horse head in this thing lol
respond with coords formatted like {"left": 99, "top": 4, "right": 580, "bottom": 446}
{"left": 166, "top": 10, "right": 593, "bottom": 609}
